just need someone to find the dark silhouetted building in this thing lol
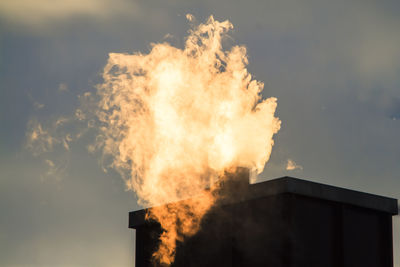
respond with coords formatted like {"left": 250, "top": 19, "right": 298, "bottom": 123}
{"left": 129, "top": 170, "right": 398, "bottom": 267}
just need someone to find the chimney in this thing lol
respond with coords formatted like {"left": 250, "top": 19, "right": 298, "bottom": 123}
{"left": 129, "top": 173, "right": 398, "bottom": 267}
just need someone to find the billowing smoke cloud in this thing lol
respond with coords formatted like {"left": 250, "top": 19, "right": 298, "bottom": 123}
{"left": 27, "top": 15, "right": 281, "bottom": 264}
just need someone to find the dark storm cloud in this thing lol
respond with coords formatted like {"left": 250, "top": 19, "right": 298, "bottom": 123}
{"left": 1, "top": 0, "right": 399, "bottom": 266}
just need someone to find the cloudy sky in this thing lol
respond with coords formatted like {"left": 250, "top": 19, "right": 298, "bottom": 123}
{"left": 1, "top": 0, "right": 399, "bottom": 266}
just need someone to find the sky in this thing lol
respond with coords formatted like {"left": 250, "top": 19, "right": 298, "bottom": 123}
{"left": 0, "top": 0, "right": 399, "bottom": 266}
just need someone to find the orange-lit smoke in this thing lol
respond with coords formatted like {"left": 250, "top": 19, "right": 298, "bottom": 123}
{"left": 96, "top": 15, "right": 281, "bottom": 264}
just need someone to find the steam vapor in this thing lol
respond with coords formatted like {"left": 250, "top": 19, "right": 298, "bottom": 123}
{"left": 286, "top": 159, "right": 303, "bottom": 171}
{"left": 27, "top": 15, "right": 281, "bottom": 265}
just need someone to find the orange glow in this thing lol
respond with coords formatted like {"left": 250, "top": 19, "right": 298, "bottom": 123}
{"left": 96, "top": 15, "right": 280, "bottom": 264}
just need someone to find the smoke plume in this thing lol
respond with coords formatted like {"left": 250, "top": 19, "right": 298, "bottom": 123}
{"left": 27, "top": 15, "right": 281, "bottom": 265}
{"left": 95, "top": 15, "right": 280, "bottom": 263}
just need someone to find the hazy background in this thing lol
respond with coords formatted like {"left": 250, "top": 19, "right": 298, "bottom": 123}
{"left": 0, "top": 0, "right": 399, "bottom": 266}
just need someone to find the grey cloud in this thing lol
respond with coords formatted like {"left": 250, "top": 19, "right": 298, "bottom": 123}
{"left": 0, "top": 0, "right": 141, "bottom": 30}
{"left": 387, "top": 98, "right": 400, "bottom": 120}
{"left": 0, "top": 152, "right": 138, "bottom": 267}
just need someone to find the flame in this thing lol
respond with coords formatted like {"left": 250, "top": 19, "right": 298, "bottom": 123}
{"left": 96, "top": 15, "right": 281, "bottom": 264}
